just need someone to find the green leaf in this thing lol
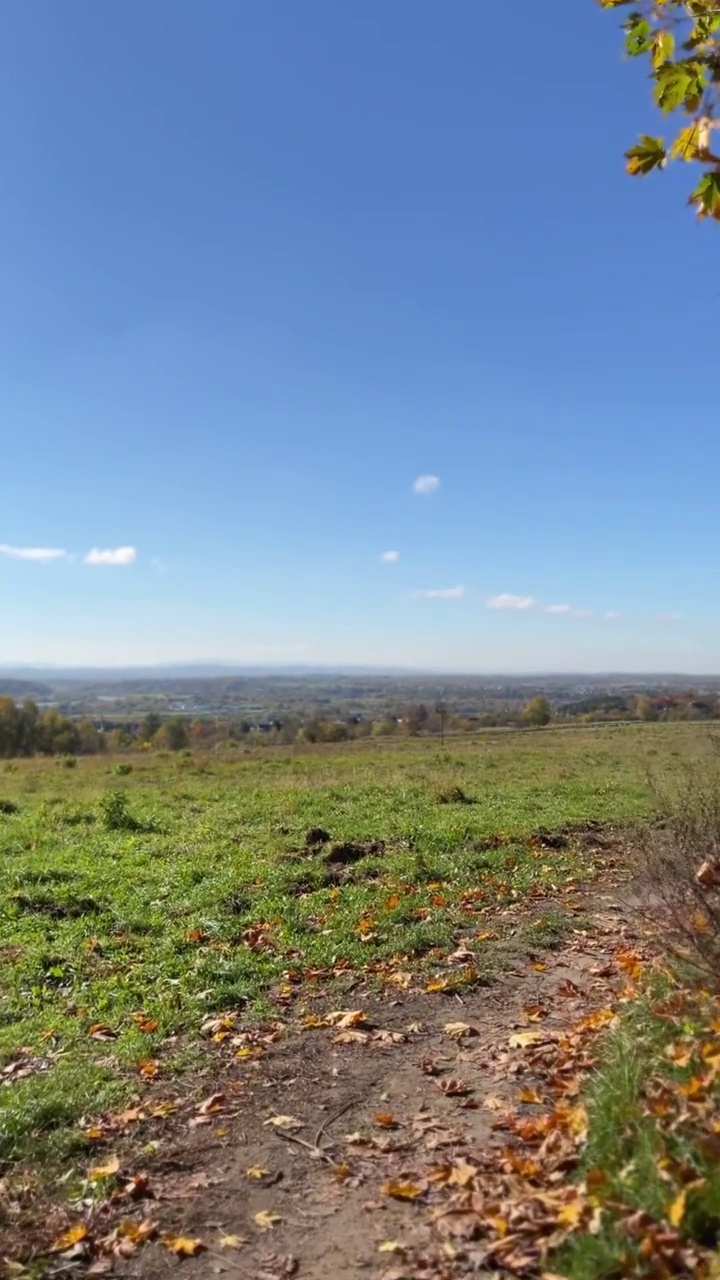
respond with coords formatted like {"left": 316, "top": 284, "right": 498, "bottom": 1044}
{"left": 624, "top": 14, "right": 652, "bottom": 58}
{"left": 685, "top": 15, "right": 720, "bottom": 51}
{"left": 670, "top": 121, "right": 703, "bottom": 161}
{"left": 625, "top": 134, "right": 667, "bottom": 176}
{"left": 654, "top": 60, "right": 707, "bottom": 113}
{"left": 651, "top": 30, "right": 675, "bottom": 70}
{"left": 689, "top": 169, "right": 720, "bottom": 219}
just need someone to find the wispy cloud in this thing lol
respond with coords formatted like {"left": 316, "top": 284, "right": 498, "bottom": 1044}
{"left": 414, "top": 584, "right": 465, "bottom": 600}
{"left": 487, "top": 593, "right": 588, "bottom": 617}
{"left": 412, "top": 474, "right": 440, "bottom": 496}
{"left": 0, "top": 544, "right": 67, "bottom": 562}
{"left": 380, "top": 550, "right": 399, "bottom": 563}
{"left": 604, "top": 611, "right": 621, "bottom": 621}
{"left": 487, "top": 594, "right": 539, "bottom": 611}
{"left": 84, "top": 546, "right": 138, "bottom": 567}
{"left": 657, "top": 611, "right": 682, "bottom": 622}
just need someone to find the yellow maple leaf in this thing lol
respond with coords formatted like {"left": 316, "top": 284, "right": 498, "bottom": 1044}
{"left": 246, "top": 1165, "right": 269, "bottom": 1179}
{"left": 218, "top": 1234, "right": 247, "bottom": 1249}
{"left": 254, "top": 1210, "right": 282, "bottom": 1229}
{"left": 381, "top": 1180, "right": 425, "bottom": 1200}
{"left": 162, "top": 1235, "right": 206, "bottom": 1257}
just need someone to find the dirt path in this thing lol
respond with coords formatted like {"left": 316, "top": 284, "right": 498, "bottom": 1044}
{"left": 101, "top": 878, "right": 644, "bottom": 1280}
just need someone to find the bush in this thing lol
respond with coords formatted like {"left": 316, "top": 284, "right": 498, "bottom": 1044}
{"left": 114, "top": 763, "right": 133, "bottom": 776}
{"left": 637, "top": 749, "right": 720, "bottom": 978}
{"left": 100, "top": 790, "right": 140, "bottom": 832}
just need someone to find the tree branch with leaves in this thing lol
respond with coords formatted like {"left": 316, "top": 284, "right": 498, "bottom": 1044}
{"left": 600, "top": 0, "right": 720, "bottom": 218}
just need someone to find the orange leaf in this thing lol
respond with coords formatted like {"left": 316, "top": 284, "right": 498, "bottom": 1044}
{"left": 519, "top": 1087, "right": 543, "bottom": 1105}
{"left": 89, "top": 1155, "right": 120, "bottom": 1179}
{"left": 374, "top": 1112, "right": 397, "bottom": 1128}
{"left": 51, "top": 1224, "right": 90, "bottom": 1252}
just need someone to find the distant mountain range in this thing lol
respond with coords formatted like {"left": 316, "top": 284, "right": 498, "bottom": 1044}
{"left": 0, "top": 663, "right": 716, "bottom": 684}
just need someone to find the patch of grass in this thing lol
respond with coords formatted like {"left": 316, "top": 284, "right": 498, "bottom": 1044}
{"left": 555, "top": 981, "right": 720, "bottom": 1278}
{"left": 0, "top": 722, "right": 710, "bottom": 1174}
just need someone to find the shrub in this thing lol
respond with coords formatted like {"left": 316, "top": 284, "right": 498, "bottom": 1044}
{"left": 100, "top": 790, "right": 140, "bottom": 832}
{"left": 637, "top": 748, "right": 720, "bottom": 979}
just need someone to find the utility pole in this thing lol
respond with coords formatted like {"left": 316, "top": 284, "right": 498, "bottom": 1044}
{"left": 435, "top": 701, "right": 447, "bottom": 746}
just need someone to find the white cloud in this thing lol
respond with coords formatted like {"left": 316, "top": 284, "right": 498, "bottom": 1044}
{"left": 412, "top": 474, "right": 440, "bottom": 496}
{"left": 84, "top": 546, "right": 137, "bottom": 566}
{"left": 487, "top": 593, "right": 593, "bottom": 617}
{"left": 487, "top": 594, "right": 539, "bottom": 611}
{"left": 604, "top": 611, "right": 621, "bottom": 621}
{"left": 0, "top": 544, "right": 67, "bottom": 562}
{"left": 380, "top": 550, "right": 399, "bottom": 563}
{"left": 414, "top": 584, "right": 465, "bottom": 600}
{"left": 657, "top": 611, "right": 682, "bottom": 622}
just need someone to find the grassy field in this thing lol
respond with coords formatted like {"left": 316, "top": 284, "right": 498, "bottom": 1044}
{"left": 0, "top": 722, "right": 712, "bottom": 1173}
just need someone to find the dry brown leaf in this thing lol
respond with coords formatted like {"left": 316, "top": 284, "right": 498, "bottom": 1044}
{"left": 162, "top": 1234, "right": 206, "bottom": 1257}
{"left": 197, "top": 1092, "right": 226, "bottom": 1115}
{"left": 333, "top": 1029, "right": 370, "bottom": 1044}
{"left": 509, "top": 1030, "right": 547, "bottom": 1049}
{"left": 482, "top": 1095, "right": 507, "bottom": 1111}
{"left": 254, "top": 1210, "right": 283, "bottom": 1230}
{"left": 324, "top": 1009, "right": 369, "bottom": 1028}
{"left": 443, "top": 1022, "right": 478, "bottom": 1039}
{"left": 437, "top": 1077, "right": 472, "bottom": 1097}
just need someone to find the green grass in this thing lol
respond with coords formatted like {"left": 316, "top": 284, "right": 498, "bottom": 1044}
{"left": 0, "top": 722, "right": 713, "bottom": 1170}
{"left": 554, "top": 982, "right": 720, "bottom": 1279}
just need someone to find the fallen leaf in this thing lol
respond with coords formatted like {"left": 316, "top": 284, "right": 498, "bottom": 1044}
{"left": 139, "top": 1059, "right": 159, "bottom": 1078}
{"left": 51, "top": 1224, "right": 90, "bottom": 1252}
{"left": 482, "top": 1095, "right": 507, "bottom": 1111}
{"left": 324, "top": 1009, "right": 369, "bottom": 1028}
{"left": 89, "top": 1155, "right": 120, "bottom": 1179}
{"left": 333, "top": 1029, "right": 370, "bottom": 1044}
{"left": 124, "top": 1173, "right": 152, "bottom": 1200}
{"left": 378, "top": 1240, "right": 407, "bottom": 1254}
{"left": 254, "top": 1210, "right": 283, "bottom": 1230}
{"left": 246, "top": 1165, "right": 270, "bottom": 1179}
{"left": 162, "top": 1235, "right": 206, "bottom": 1257}
{"left": 531, "top": 962, "right": 548, "bottom": 972}
{"left": 264, "top": 1114, "right": 303, "bottom": 1130}
{"left": 88, "top": 1023, "right": 117, "bottom": 1040}
{"left": 668, "top": 1188, "right": 687, "bottom": 1228}
{"left": 443, "top": 1022, "right": 478, "bottom": 1039}
{"left": 374, "top": 1112, "right": 397, "bottom": 1128}
{"left": 509, "top": 1030, "right": 548, "bottom": 1049}
{"left": 197, "top": 1092, "right": 226, "bottom": 1115}
{"left": 381, "top": 1180, "right": 426, "bottom": 1200}
{"left": 519, "top": 1087, "right": 543, "bottom": 1105}
{"left": 218, "top": 1234, "right": 248, "bottom": 1249}
{"left": 437, "top": 1078, "right": 472, "bottom": 1097}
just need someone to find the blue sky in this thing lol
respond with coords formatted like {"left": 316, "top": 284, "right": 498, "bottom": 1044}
{"left": 1, "top": 1, "right": 717, "bottom": 672}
